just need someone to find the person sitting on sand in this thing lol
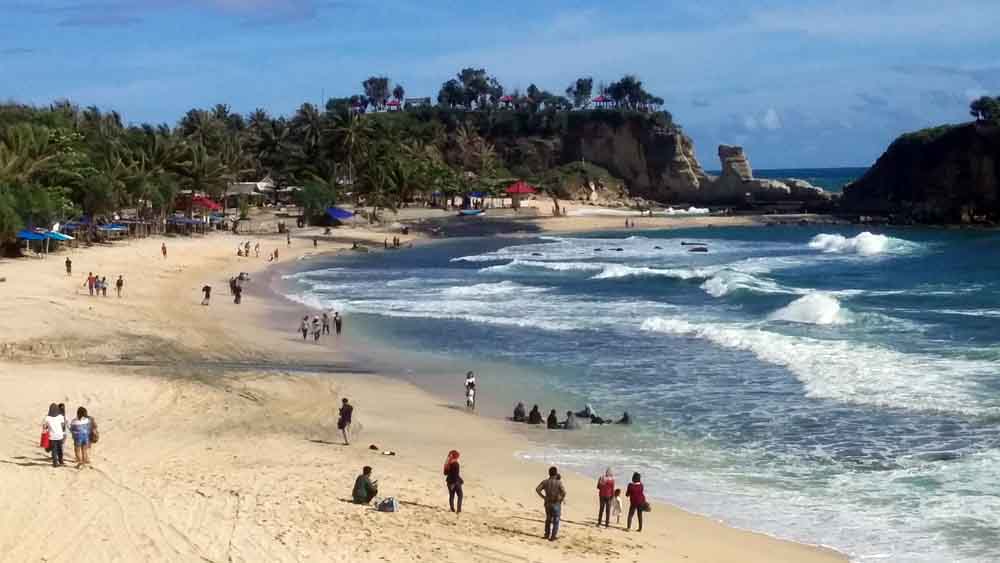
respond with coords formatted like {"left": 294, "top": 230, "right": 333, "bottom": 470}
{"left": 562, "top": 411, "right": 580, "bottom": 430}
{"left": 528, "top": 405, "right": 543, "bottom": 425}
{"left": 512, "top": 402, "right": 526, "bottom": 422}
{"left": 546, "top": 409, "right": 559, "bottom": 429}
{"left": 616, "top": 412, "right": 632, "bottom": 425}
{"left": 352, "top": 466, "right": 378, "bottom": 504}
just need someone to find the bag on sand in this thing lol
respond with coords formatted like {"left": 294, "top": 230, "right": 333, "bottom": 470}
{"left": 40, "top": 430, "right": 50, "bottom": 451}
{"left": 377, "top": 497, "right": 399, "bottom": 513}
{"left": 641, "top": 501, "right": 652, "bottom": 513}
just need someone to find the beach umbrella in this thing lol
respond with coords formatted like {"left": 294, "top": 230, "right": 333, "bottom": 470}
{"left": 191, "top": 196, "right": 222, "bottom": 211}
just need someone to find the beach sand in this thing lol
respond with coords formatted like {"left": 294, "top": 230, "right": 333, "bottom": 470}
{"left": 0, "top": 219, "right": 847, "bottom": 562}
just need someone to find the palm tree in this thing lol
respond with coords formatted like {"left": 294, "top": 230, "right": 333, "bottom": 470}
{"left": 392, "top": 84, "right": 405, "bottom": 104}
{"left": 292, "top": 102, "right": 324, "bottom": 159}
{"left": 329, "top": 110, "right": 372, "bottom": 188}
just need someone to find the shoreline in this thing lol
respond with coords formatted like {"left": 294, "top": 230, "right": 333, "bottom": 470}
{"left": 0, "top": 219, "right": 848, "bottom": 562}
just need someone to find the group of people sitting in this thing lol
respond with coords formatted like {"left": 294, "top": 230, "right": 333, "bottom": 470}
{"left": 512, "top": 402, "right": 632, "bottom": 429}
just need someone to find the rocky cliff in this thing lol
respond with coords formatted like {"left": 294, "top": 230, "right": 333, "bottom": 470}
{"left": 489, "top": 114, "right": 828, "bottom": 204}
{"left": 842, "top": 122, "right": 1000, "bottom": 223}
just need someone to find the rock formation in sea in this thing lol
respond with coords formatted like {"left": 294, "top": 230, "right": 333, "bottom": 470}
{"left": 843, "top": 122, "right": 1000, "bottom": 223}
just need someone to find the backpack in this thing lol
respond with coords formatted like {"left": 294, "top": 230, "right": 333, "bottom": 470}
{"left": 376, "top": 497, "right": 399, "bottom": 513}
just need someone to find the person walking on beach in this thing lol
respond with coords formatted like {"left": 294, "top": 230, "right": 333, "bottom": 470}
{"left": 444, "top": 450, "right": 464, "bottom": 514}
{"left": 311, "top": 316, "right": 321, "bottom": 342}
{"left": 161, "top": 242, "right": 167, "bottom": 259}
{"left": 70, "top": 406, "right": 93, "bottom": 468}
{"left": 100, "top": 276, "right": 108, "bottom": 297}
{"left": 286, "top": 231, "right": 291, "bottom": 246}
{"left": 352, "top": 466, "right": 378, "bottom": 504}
{"left": 233, "top": 281, "right": 242, "bottom": 304}
{"left": 85, "top": 272, "right": 96, "bottom": 296}
{"left": 65, "top": 257, "right": 72, "bottom": 276}
{"left": 626, "top": 472, "right": 647, "bottom": 532}
{"left": 333, "top": 312, "right": 343, "bottom": 335}
{"left": 535, "top": 466, "right": 566, "bottom": 541}
{"left": 43, "top": 403, "right": 66, "bottom": 467}
{"left": 338, "top": 398, "right": 354, "bottom": 445}
{"left": 322, "top": 312, "right": 330, "bottom": 335}
{"left": 115, "top": 275, "right": 124, "bottom": 298}
{"left": 254, "top": 242, "right": 260, "bottom": 258}
{"left": 201, "top": 285, "right": 212, "bottom": 306}
{"left": 464, "top": 371, "right": 476, "bottom": 411}
{"left": 300, "top": 316, "right": 309, "bottom": 340}
{"left": 596, "top": 468, "right": 615, "bottom": 527}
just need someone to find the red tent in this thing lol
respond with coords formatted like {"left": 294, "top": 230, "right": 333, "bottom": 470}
{"left": 191, "top": 196, "right": 222, "bottom": 211}
{"left": 506, "top": 181, "right": 536, "bottom": 195}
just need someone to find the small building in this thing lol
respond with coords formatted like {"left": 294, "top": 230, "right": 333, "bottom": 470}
{"left": 404, "top": 97, "right": 431, "bottom": 109}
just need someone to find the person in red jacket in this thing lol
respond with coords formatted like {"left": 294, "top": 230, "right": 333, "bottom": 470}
{"left": 443, "top": 450, "right": 464, "bottom": 514}
{"left": 596, "top": 468, "right": 615, "bottom": 527}
{"left": 626, "top": 472, "right": 646, "bottom": 532}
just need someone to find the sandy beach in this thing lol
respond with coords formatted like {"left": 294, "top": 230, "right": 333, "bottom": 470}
{"left": 0, "top": 216, "right": 847, "bottom": 563}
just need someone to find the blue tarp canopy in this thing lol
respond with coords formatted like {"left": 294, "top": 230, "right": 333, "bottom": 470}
{"left": 468, "top": 191, "right": 486, "bottom": 198}
{"left": 326, "top": 207, "right": 354, "bottom": 220}
{"left": 16, "top": 229, "right": 46, "bottom": 241}
{"left": 166, "top": 216, "right": 203, "bottom": 225}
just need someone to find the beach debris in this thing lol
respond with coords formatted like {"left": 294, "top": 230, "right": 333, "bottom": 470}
{"left": 369, "top": 444, "right": 379, "bottom": 450}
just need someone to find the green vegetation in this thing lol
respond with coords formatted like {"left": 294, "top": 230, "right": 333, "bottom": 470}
{"left": 1, "top": 68, "right": 671, "bottom": 245}
{"left": 970, "top": 95, "right": 1000, "bottom": 124}
{"left": 897, "top": 124, "right": 960, "bottom": 144}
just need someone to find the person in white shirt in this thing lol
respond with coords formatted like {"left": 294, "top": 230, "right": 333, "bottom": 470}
{"left": 464, "top": 371, "right": 476, "bottom": 410}
{"left": 42, "top": 403, "right": 67, "bottom": 467}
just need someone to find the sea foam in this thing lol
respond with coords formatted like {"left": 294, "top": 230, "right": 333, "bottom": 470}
{"left": 640, "top": 316, "right": 997, "bottom": 416}
{"left": 807, "top": 232, "right": 919, "bottom": 256}
{"left": 768, "top": 293, "right": 849, "bottom": 325}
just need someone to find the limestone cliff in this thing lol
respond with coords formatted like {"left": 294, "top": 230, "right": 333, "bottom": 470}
{"left": 479, "top": 112, "right": 828, "bottom": 204}
{"left": 843, "top": 122, "right": 1000, "bottom": 223}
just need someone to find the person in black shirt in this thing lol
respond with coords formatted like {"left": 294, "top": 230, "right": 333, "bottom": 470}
{"left": 546, "top": 409, "right": 559, "bottom": 429}
{"left": 528, "top": 405, "right": 543, "bottom": 425}
{"left": 338, "top": 398, "right": 354, "bottom": 445}
{"left": 513, "top": 402, "right": 526, "bottom": 422}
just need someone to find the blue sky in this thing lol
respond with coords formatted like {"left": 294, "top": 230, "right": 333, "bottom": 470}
{"left": 1, "top": 0, "right": 998, "bottom": 168}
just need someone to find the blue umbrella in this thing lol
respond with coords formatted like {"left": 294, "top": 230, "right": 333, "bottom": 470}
{"left": 326, "top": 207, "right": 354, "bottom": 220}
{"left": 16, "top": 229, "right": 47, "bottom": 241}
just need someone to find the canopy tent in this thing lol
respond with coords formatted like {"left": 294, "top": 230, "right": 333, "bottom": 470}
{"left": 326, "top": 207, "right": 354, "bottom": 221}
{"left": 191, "top": 196, "right": 222, "bottom": 211}
{"left": 506, "top": 181, "right": 537, "bottom": 210}
{"left": 16, "top": 229, "right": 46, "bottom": 241}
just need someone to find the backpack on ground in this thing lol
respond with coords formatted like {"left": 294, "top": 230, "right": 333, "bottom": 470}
{"left": 376, "top": 497, "right": 399, "bottom": 513}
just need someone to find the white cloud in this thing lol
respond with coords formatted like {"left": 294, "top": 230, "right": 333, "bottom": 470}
{"left": 761, "top": 108, "right": 781, "bottom": 130}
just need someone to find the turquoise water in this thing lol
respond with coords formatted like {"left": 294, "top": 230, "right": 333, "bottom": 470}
{"left": 283, "top": 226, "right": 1000, "bottom": 562}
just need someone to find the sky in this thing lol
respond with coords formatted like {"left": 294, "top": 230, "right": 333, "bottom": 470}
{"left": 1, "top": 0, "right": 999, "bottom": 168}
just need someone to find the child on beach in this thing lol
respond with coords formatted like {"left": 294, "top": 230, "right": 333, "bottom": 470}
{"left": 65, "top": 257, "right": 72, "bottom": 276}
{"left": 100, "top": 276, "right": 108, "bottom": 297}
{"left": 612, "top": 488, "right": 623, "bottom": 524}
{"left": 70, "top": 407, "right": 92, "bottom": 468}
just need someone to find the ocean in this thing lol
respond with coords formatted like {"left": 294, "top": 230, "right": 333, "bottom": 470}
{"left": 282, "top": 225, "right": 1000, "bottom": 562}
{"left": 705, "top": 167, "right": 868, "bottom": 192}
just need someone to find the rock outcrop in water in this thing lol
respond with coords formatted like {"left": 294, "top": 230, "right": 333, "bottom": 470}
{"left": 843, "top": 122, "right": 1000, "bottom": 223}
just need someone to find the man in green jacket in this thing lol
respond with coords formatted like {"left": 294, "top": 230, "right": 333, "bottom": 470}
{"left": 353, "top": 466, "right": 378, "bottom": 504}
{"left": 535, "top": 466, "right": 566, "bottom": 541}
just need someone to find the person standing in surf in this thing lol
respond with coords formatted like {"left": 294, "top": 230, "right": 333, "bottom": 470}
{"left": 464, "top": 371, "right": 476, "bottom": 411}
{"left": 334, "top": 312, "right": 343, "bottom": 335}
